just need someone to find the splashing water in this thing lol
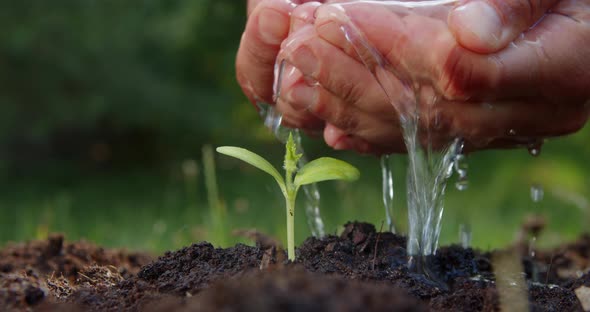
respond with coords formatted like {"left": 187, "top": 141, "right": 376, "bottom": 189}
{"left": 272, "top": 0, "right": 543, "bottom": 282}
{"left": 381, "top": 155, "right": 396, "bottom": 233}
{"left": 302, "top": 179, "right": 325, "bottom": 237}
{"left": 321, "top": 1, "right": 462, "bottom": 268}
{"left": 527, "top": 139, "right": 544, "bottom": 157}
{"left": 530, "top": 184, "right": 544, "bottom": 203}
{"left": 453, "top": 152, "right": 469, "bottom": 191}
{"left": 459, "top": 224, "right": 472, "bottom": 249}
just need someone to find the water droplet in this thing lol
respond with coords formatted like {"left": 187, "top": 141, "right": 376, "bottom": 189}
{"left": 455, "top": 179, "right": 469, "bottom": 191}
{"left": 380, "top": 155, "right": 396, "bottom": 233}
{"left": 453, "top": 154, "right": 469, "bottom": 191}
{"left": 482, "top": 102, "right": 494, "bottom": 110}
{"left": 509, "top": 129, "right": 517, "bottom": 136}
{"left": 459, "top": 224, "right": 472, "bottom": 249}
{"left": 527, "top": 139, "right": 543, "bottom": 157}
{"left": 529, "top": 236, "right": 537, "bottom": 258}
{"left": 530, "top": 184, "right": 544, "bottom": 203}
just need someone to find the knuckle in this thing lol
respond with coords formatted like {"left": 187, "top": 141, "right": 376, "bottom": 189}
{"left": 438, "top": 47, "right": 493, "bottom": 100}
{"left": 338, "top": 79, "right": 364, "bottom": 106}
{"left": 291, "top": 2, "right": 319, "bottom": 22}
{"left": 311, "top": 98, "right": 359, "bottom": 129}
{"left": 308, "top": 90, "right": 328, "bottom": 116}
{"left": 243, "top": 37, "right": 277, "bottom": 67}
{"left": 439, "top": 47, "right": 474, "bottom": 100}
{"left": 308, "top": 86, "right": 360, "bottom": 133}
{"left": 491, "top": 0, "right": 550, "bottom": 26}
{"left": 335, "top": 107, "right": 359, "bottom": 132}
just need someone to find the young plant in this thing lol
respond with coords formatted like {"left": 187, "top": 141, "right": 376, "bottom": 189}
{"left": 216, "top": 133, "right": 360, "bottom": 261}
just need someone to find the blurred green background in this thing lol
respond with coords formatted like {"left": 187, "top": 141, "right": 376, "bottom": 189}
{"left": 0, "top": 1, "right": 588, "bottom": 253}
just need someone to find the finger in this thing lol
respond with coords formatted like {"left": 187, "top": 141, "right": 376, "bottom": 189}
{"left": 323, "top": 123, "right": 373, "bottom": 154}
{"left": 313, "top": 3, "right": 501, "bottom": 101}
{"left": 281, "top": 25, "right": 394, "bottom": 115}
{"left": 279, "top": 72, "right": 404, "bottom": 151}
{"left": 491, "top": 2, "right": 590, "bottom": 99}
{"left": 448, "top": 0, "right": 559, "bottom": 53}
{"left": 323, "top": 123, "right": 406, "bottom": 155}
{"left": 276, "top": 29, "right": 404, "bottom": 148}
{"left": 291, "top": 2, "right": 322, "bottom": 32}
{"left": 275, "top": 64, "right": 325, "bottom": 129}
{"left": 315, "top": 2, "right": 590, "bottom": 101}
{"left": 236, "top": 0, "right": 296, "bottom": 105}
{"left": 247, "top": 0, "right": 264, "bottom": 16}
{"left": 249, "top": 0, "right": 321, "bottom": 18}
{"left": 435, "top": 97, "right": 590, "bottom": 146}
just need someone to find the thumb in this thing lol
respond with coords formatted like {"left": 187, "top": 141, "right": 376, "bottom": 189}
{"left": 448, "top": 0, "right": 558, "bottom": 53}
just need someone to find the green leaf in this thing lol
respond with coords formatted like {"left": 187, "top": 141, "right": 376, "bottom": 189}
{"left": 294, "top": 157, "right": 360, "bottom": 187}
{"left": 216, "top": 146, "right": 286, "bottom": 194}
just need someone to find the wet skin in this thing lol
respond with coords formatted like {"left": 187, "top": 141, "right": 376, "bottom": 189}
{"left": 237, "top": 0, "right": 590, "bottom": 154}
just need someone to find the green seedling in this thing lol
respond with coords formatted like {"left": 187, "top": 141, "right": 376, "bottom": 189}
{"left": 217, "top": 133, "right": 360, "bottom": 261}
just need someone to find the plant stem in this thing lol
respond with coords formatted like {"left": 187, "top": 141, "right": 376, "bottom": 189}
{"left": 286, "top": 194, "right": 296, "bottom": 261}
{"left": 284, "top": 154, "right": 297, "bottom": 261}
{"left": 283, "top": 132, "right": 301, "bottom": 261}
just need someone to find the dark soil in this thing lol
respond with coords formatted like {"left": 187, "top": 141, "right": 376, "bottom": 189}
{"left": 1, "top": 223, "right": 589, "bottom": 311}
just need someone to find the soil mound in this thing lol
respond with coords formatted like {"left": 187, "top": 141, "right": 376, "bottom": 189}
{"left": 1, "top": 223, "right": 589, "bottom": 311}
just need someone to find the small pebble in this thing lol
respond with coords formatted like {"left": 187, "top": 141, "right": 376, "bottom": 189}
{"left": 575, "top": 286, "right": 590, "bottom": 311}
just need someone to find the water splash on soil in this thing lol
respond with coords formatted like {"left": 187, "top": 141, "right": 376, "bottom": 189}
{"left": 272, "top": 0, "right": 553, "bottom": 284}
{"left": 309, "top": 1, "right": 465, "bottom": 285}
{"left": 328, "top": 1, "right": 460, "bottom": 262}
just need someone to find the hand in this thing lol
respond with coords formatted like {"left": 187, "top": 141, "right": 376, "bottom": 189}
{"left": 237, "top": 0, "right": 338, "bottom": 136}
{"left": 273, "top": 0, "right": 590, "bottom": 154}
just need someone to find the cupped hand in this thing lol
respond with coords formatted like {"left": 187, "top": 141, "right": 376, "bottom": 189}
{"left": 237, "top": 0, "right": 329, "bottom": 132}
{"left": 278, "top": 0, "right": 590, "bottom": 154}
{"left": 239, "top": 0, "right": 590, "bottom": 154}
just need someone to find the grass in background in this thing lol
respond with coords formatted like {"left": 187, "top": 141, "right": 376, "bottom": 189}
{"left": 0, "top": 126, "right": 588, "bottom": 253}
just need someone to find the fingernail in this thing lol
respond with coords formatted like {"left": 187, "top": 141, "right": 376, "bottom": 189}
{"left": 291, "top": 46, "right": 318, "bottom": 76}
{"left": 258, "top": 9, "right": 289, "bottom": 45}
{"left": 291, "top": 18, "right": 306, "bottom": 32}
{"left": 288, "top": 84, "right": 317, "bottom": 110}
{"left": 451, "top": 1, "right": 503, "bottom": 47}
{"left": 290, "top": 2, "right": 321, "bottom": 33}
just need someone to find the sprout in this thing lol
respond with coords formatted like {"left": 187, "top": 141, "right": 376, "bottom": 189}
{"left": 217, "top": 132, "right": 360, "bottom": 260}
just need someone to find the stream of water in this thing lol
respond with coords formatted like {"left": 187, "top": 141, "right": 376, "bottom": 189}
{"left": 267, "top": 0, "right": 551, "bottom": 282}
{"left": 269, "top": 0, "right": 463, "bottom": 276}
{"left": 326, "top": 1, "right": 464, "bottom": 276}
{"left": 380, "top": 155, "right": 396, "bottom": 233}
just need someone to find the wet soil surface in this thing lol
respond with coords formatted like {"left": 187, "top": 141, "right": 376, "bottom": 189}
{"left": 1, "top": 223, "right": 589, "bottom": 311}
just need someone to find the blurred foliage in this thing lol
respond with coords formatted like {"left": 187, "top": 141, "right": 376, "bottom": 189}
{"left": 0, "top": 1, "right": 259, "bottom": 167}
